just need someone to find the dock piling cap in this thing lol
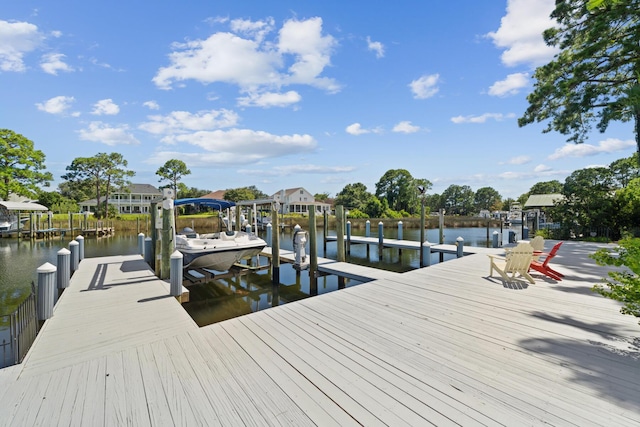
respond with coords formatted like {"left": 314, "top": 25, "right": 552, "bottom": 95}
{"left": 37, "top": 262, "right": 57, "bottom": 273}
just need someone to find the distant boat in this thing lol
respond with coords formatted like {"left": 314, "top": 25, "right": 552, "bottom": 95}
{"left": 0, "top": 216, "right": 27, "bottom": 232}
{"left": 175, "top": 228, "right": 267, "bottom": 271}
{"left": 508, "top": 202, "right": 523, "bottom": 225}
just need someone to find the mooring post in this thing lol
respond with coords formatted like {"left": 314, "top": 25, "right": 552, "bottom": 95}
{"left": 266, "top": 223, "right": 272, "bottom": 247}
{"left": 57, "top": 248, "right": 71, "bottom": 293}
{"left": 37, "top": 262, "right": 57, "bottom": 322}
{"left": 420, "top": 201, "right": 426, "bottom": 267}
{"left": 160, "top": 189, "right": 174, "bottom": 280}
{"left": 486, "top": 218, "right": 491, "bottom": 248}
{"left": 397, "top": 221, "right": 403, "bottom": 256}
{"left": 336, "top": 206, "right": 345, "bottom": 262}
{"left": 271, "top": 206, "right": 280, "bottom": 284}
{"left": 69, "top": 240, "right": 79, "bottom": 274}
{"left": 492, "top": 231, "right": 499, "bottom": 248}
{"left": 309, "top": 208, "right": 318, "bottom": 294}
{"left": 323, "top": 210, "right": 328, "bottom": 254}
{"left": 378, "top": 221, "right": 384, "bottom": 260}
{"left": 439, "top": 208, "right": 445, "bottom": 262}
{"left": 346, "top": 221, "right": 351, "bottom": 255}
{"left": 150, "top": 202, "right": 160, "bottom": 272}
{"left": 145, "top": 237, "right": 153, "bottom": 266}
{"left": 423, "top": 241, "right": 432, "bottom": 266}
{"left": 170, "top": 250, "right": 183, "bottom": 300}
{"left": 138, "top": 233, "right": 145, "bottom": 256}
{"left": 456, "top": 236, "right": 464, "bottom": 258}
{"left": 365, "top": 220, "right": 370, "bottom": 237}
{"left": 76, "top": 235, "right": 85, "bottom": 262}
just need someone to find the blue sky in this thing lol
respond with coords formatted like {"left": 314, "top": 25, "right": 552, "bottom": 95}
{"left": 1, "top": 0, "right": 636, "bottom": 200}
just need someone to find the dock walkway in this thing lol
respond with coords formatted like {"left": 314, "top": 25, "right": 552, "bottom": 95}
{"left": 1, "top": 241, "right": 639, "bottom": 425}
{"left": 325, "top": 234, "right": 498, "bottom": 255}
{"left": 260, "top": 247, "right": 402, "bottom": 282}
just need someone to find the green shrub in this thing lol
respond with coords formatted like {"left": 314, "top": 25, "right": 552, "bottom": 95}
{"left": 590, "top": 238, "right": 640, "bottom": 323}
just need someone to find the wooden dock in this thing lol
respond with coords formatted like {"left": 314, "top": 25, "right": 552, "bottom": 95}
{"left": 261, "top": 247, "right": 402, "bottom": 282}
{"left": 1, "top": 241, "right": 639, "bottom": 425}
{"left": 325, "top": 234, "right": 499, "bottom": 256}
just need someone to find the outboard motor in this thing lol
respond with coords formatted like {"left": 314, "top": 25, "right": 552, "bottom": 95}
{"left": 293, "top": 227, "right": 309, "bottom": 270}
{"left": 181, "top": 227, "right": 197, "bottom": 238}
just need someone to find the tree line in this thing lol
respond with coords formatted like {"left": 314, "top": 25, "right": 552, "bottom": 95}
{"left": 3, "top": 126, "right": 638, "bottom": 238}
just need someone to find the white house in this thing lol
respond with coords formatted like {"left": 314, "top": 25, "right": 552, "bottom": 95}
{"left": 80, "top": 183, "right": 162, "bottom": 214}
{"left": 272, "top": 187, "right": 331, "bottom": 215}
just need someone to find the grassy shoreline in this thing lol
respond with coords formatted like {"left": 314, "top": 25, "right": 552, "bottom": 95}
{"left": 38, "top": 213, "right": 505, "bottom": 234}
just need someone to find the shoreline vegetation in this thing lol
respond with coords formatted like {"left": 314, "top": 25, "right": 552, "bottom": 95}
{"left": 23, "top": 214, "right": 506, "bottom": 235}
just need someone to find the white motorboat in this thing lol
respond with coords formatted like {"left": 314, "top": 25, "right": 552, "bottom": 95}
{"left": 0, "top": 216, "right": 27, "bottom": 232}
{"left": 507, "top": 202, "right": 523, "bottom": 225}
{"left": 175, "top": 227, "right": 267, "bottom": 271}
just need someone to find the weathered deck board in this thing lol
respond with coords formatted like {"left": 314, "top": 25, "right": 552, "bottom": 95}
{"left": 19, "top": 255, "right": 198, "bottom": 378}
{"left": 0, "top": 241, "right": 639, "bottom": 426}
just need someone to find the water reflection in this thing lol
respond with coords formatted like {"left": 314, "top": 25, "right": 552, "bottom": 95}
{"left": 0, "top": 225, "right": 518, "bottom": 328}
{"left": 182, "top": 225, "right": 515, "bottom": 326}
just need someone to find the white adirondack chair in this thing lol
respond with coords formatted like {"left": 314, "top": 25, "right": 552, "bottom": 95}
{"left": 529, "top": 235, "right": 545, "bottom": 261}
{"left": 488, "top": 242, "right": 535, "bottom": 284}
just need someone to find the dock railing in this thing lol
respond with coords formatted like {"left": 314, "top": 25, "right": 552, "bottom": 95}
{"left": 0, "top": 282, "right": 39, "bottom": 368}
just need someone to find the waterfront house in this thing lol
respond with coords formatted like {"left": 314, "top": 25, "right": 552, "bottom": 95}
{"left": 272, "top": 187, "right": 331, "bottom": 215}
{"left": 80, "top": 183, "right": 162, "bottom": 214}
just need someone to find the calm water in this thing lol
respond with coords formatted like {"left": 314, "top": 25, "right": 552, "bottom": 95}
{"left": 0, "top": 225, "right": 519, "bottom": 327}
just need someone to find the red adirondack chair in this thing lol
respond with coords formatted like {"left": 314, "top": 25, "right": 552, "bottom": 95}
{"left": 529, "top": 241, "right": 564, "bottom": 281}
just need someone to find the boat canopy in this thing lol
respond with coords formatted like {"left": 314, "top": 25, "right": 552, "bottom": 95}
{"left": 0, "top": 201, "right": 49, "bottom": 211}
{"left": 174, "top": 198, "right": 235, "bottom": 210}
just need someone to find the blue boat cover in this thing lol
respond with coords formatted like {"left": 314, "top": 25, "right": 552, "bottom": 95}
{"left": 174, "top": 198, "right": 235, "bottom": 210}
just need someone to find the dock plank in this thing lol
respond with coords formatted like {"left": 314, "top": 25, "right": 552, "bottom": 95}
{"left": 1, "top": 240, "right": 639, "bottom": 426}
{"left": 206, "top": 324, "right": 356, "bottom": 427}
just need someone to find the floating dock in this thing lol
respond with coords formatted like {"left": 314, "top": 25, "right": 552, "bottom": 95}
{"left": 1, "top": 241, "right": 639, "bottom": 425}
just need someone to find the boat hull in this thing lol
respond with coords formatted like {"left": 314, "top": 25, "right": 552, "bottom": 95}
{"left": 175, "top": 231, "right": 267, "bottom": 271}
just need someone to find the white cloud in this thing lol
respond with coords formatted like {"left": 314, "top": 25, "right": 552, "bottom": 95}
{"left": 409, "top": 74, "right": 440, "bottom": 99}
{"left": 450, "top": 112, "right": 516, "bottom": 124}
{"left": 366, "top": 36, "right": 384, "bottom": 58}
{"left": 506, "top": 155, "right": 532, "bottom": 165}
{"left": 392, "top": 121, "right": 420, "bottom": 134}
{"left": 40, "top": 52, "right": 74, "bottom": 75}
{"left": 91, "top": 99, "right": 120, "bottom": 115}
{"left": 486, "top": 0, "right": 558, "bottom": 67}
{"left": 78, "top": 122, "right": 140, "bottom": 146}
{"left": 35, "top": 95, "right": 75, "bottom": 115}
{"left": 346, "top": 123, "right": 369, "bottom": 135}
{"left": 278, "top": 17, "right": 338, "bottom": 91}
{"left": 139, "top": 109, "right": 239, "bottom": 135}
{"left": 230, "top": 17, "right": 274, "bottom": 43}
{"left": 237, "top": 90, "right": 301, "bottom": 108}
{"left": 143, "top": 100, "right": 160, "bottom": 110}
{"left": 488, "top": 72, "right": 529, "bottom": 97}
{"left": 533, "top": 164, "right": 552, "bottom": 172}
{"left": 548, "top": 138, "right": 636, "bottom": 160}
{"left": 153, "top": 17, "right": 339, "bottom": 94}
{"left": 0, "top": 20, "right": 42, "bottom": 71}
{"left": 147, "top": 129, "right": 316, "bottom": 167}
{"left": 275, "top": 164, "right": 354, "bottom": 174}
{"left": 153, "top": 32, "right": 280, "bottom": 90}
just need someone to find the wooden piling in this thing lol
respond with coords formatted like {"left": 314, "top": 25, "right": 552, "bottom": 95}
{"left": 271, "top": 206, "right": 280, "bottom": 284}
{"left": 309, "top": 209, "right": 318, "bottom": 294}
{"left": 336, "top": 205, "right": 345, "bottom": 262}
